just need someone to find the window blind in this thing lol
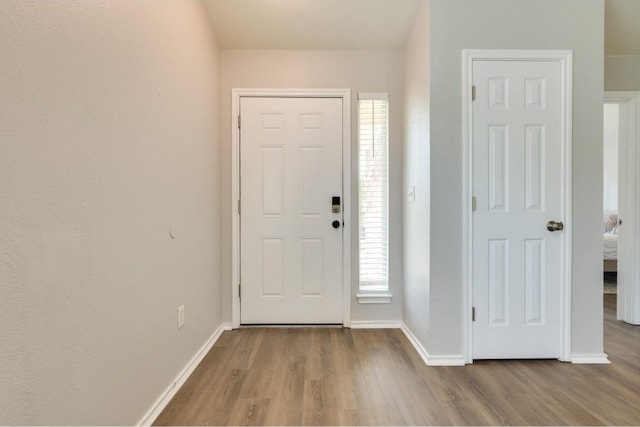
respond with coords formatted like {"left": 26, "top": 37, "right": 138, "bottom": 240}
{"left": 358, "top": 93, "right": 389, "bottom": 291}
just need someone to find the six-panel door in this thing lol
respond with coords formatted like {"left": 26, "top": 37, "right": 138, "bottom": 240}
{"left": 472, "top": 60, "right": 564, "bottom": 358}
{"left": 240, "top": 97, "right": 343, "bottom": 324}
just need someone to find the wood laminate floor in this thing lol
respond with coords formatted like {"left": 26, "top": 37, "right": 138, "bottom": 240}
{"left": 154, "top": 295, "right": 640, "bottom": 425}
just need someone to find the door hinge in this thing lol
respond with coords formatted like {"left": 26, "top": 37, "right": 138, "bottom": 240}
{"left": 472, "top": 196, "right": 477, "bottom": 212}
{"left": 472, "top": 85, "right": 476, "bottom": 101}
{"left": 238, "top": 115, "right": 241, "bottom": 129}
{"left": 472, "top": 307, "right": 476, "bottom": 322}
{"left": 239, "top": 284, "right": 241, "bottom": 299}
{"left": 238, "top": 199, "right": 241, "bottom": 214}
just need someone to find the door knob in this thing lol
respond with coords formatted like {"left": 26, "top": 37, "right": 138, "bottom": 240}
{"left": 546, "top": 220, "right": 564, "bottom": 232}
{"left": 332, "top": 220, "right": 341, "bottom": 229}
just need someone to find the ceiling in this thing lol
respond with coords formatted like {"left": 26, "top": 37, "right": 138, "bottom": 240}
{"left": 202, "top": 0, "right": 421, "bottom": 50}
{"left": 203, "top": 0, "right": 640, "bottom": 55}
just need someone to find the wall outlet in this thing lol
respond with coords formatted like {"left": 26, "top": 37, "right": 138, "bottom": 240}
{"left": 177, "top": 305, "right": 185, "bottom": 329}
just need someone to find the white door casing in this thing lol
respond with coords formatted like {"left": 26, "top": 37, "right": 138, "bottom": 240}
{"left": 463, "top": 51, "right": 573, "bottom": 362}
{"left": 605, "top": 92, "right": 640, "bottom": 325}
{"left": 231, "top": 89, "right": 351, "bottom": 327}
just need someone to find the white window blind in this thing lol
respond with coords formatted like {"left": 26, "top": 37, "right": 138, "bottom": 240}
{"left": 358, "top": 93, "right": 389, "bottom": 291}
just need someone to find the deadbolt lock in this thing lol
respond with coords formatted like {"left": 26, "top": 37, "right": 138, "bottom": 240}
{"left": 332, "top": 196, "right": 341, "bottom": 213}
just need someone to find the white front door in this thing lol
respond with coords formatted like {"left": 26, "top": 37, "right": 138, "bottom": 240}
{"left": 240, "top": 97, "right": 343, "bottom": 324}
{"left": 472, "top": 59, "right": 566, "bottom": 358}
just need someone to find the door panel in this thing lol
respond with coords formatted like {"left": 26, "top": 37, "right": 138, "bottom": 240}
{"left": 473, "top": 60, "right": 564, "bottom": 358}
{"left": 240, "top": 97, "right": 343, "bottom": 324}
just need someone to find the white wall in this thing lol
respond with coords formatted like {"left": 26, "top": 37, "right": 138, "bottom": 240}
{"left": 605, "top": 55, "right": 640, "bottom": 90}
{"left": 427, "top": 0, "right": 605, "bottom": 358}
{"left": 0, "top": 2, "right": 222, "bottom": 424}
{"left": 402, "top": 1, "right": 431, "bottom": 348}
{"left": 220, "top": 50, "right": 404, "bottom": 323}
{"left": 603, "top": 103, "right": 620, "bottom": 212}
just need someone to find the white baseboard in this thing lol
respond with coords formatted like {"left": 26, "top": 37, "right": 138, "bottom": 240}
{"left": 571, "top": 353, "right": 611, "bottom": 364}
{"left": 400, "top": 322, "right": 430, "bottom": 365}
{"left": 400, "top": 322, "right": 466, "bottom": 366}
{"left": 426, "top": 354, "right": 466, "bottom": 366}
{"left": 349, "top": 320, "right": 402, "bottom": 329}
{"left": 137, "top": 323, "right": 233, "bottom": 426}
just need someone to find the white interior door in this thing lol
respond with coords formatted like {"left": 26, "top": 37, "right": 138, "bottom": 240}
{"left": 472, "top": 59, "right": 566, "bottom": 359}
{"left": 240, "top": 97, "right": 343, "bottom": 324}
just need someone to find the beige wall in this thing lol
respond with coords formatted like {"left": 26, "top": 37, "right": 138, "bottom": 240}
{"left": 427, "top": 0, "right": 605, "bottom": 358}
{"left": 0, "top": 1, "right": 223, "bottom": 424}
{"left": 402, "top": 1, "right": 431, "bottom": 348}
{"left": 606, "top": 55, "right": 640, "bottom": 90}
{"left": 220, "top": 50, "right": 404, "bottom": 323}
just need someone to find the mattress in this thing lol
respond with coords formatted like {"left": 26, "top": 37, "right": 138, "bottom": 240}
{"left": 604, "top": 232, "right": 618, "bottom": 260}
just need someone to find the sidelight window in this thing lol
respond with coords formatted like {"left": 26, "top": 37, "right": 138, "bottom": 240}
{"left": 358, "top": 93, "right": 389, "bottom": 292}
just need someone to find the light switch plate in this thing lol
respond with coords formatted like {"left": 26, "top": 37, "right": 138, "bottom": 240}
{"left": 177, "top": 305, "right": 185, "bottom": 329}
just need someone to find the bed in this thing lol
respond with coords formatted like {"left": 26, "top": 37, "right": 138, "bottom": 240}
{"left": 604, "top": 213, "right": 618, "bottom": 272}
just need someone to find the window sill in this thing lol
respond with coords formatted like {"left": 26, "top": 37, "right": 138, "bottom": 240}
{"left": 356, "top": 292, "right": 393, "bottom": 304}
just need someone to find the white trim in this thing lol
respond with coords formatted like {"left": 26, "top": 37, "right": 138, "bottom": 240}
{"left": 462, "top": 50, "right": 573, "bottom": 363}
{"left": 356, "top": 292, "right": 393, "bottom": 304}
{"left": 401, "top": 323, "right": 466, "bottom": 366}
{"left": 570, "top": 353, "right": 611, "bottom": 364}
{"left": 231, "top": 89, "right": 352, "bottom": 328}
{"left": 604, "top": 91, "right": 640, "bottom": 325}
{"left": 137, "top": 323, "right": 232, "bottom": 426}
{"left": 401, "top": 322, "right": 429, "bottom": 365}
{"left": 350, "top": 320, "right": 401, "bottom": 329}
{"left": 426, "top": 355, "right": 467, "bottom": 367}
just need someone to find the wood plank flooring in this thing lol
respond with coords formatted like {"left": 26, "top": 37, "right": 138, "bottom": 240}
{"left": 154, "top": 295, "right": 640, "bottom": 425}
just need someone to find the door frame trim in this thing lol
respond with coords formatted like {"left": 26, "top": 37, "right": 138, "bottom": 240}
{"left": 604, "top": 91, "right": 640, "bottom": 324}
{"left": 462, "top": 50, "right": 573, "bottom": 363}
{"left": 231, "top": 88, "right": 352, "bottom": 328}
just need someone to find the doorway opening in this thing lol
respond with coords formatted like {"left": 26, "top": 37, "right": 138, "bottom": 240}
{"left": 602, "top": 103, "right": 619, "bottom": 296}
{"left": 603, "top": 92, "right": 640, "bottom": 325}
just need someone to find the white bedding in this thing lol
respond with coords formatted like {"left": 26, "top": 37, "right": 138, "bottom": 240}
{"left": 604, "top": 232, "right": 618, "bottom": 260}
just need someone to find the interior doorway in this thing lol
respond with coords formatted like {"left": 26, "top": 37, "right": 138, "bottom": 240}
{"left": 604, "top": 92, "right": 640, "bottom": 325}
{"left": 602, "top": 104, "right": 620, "bottom": 296}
